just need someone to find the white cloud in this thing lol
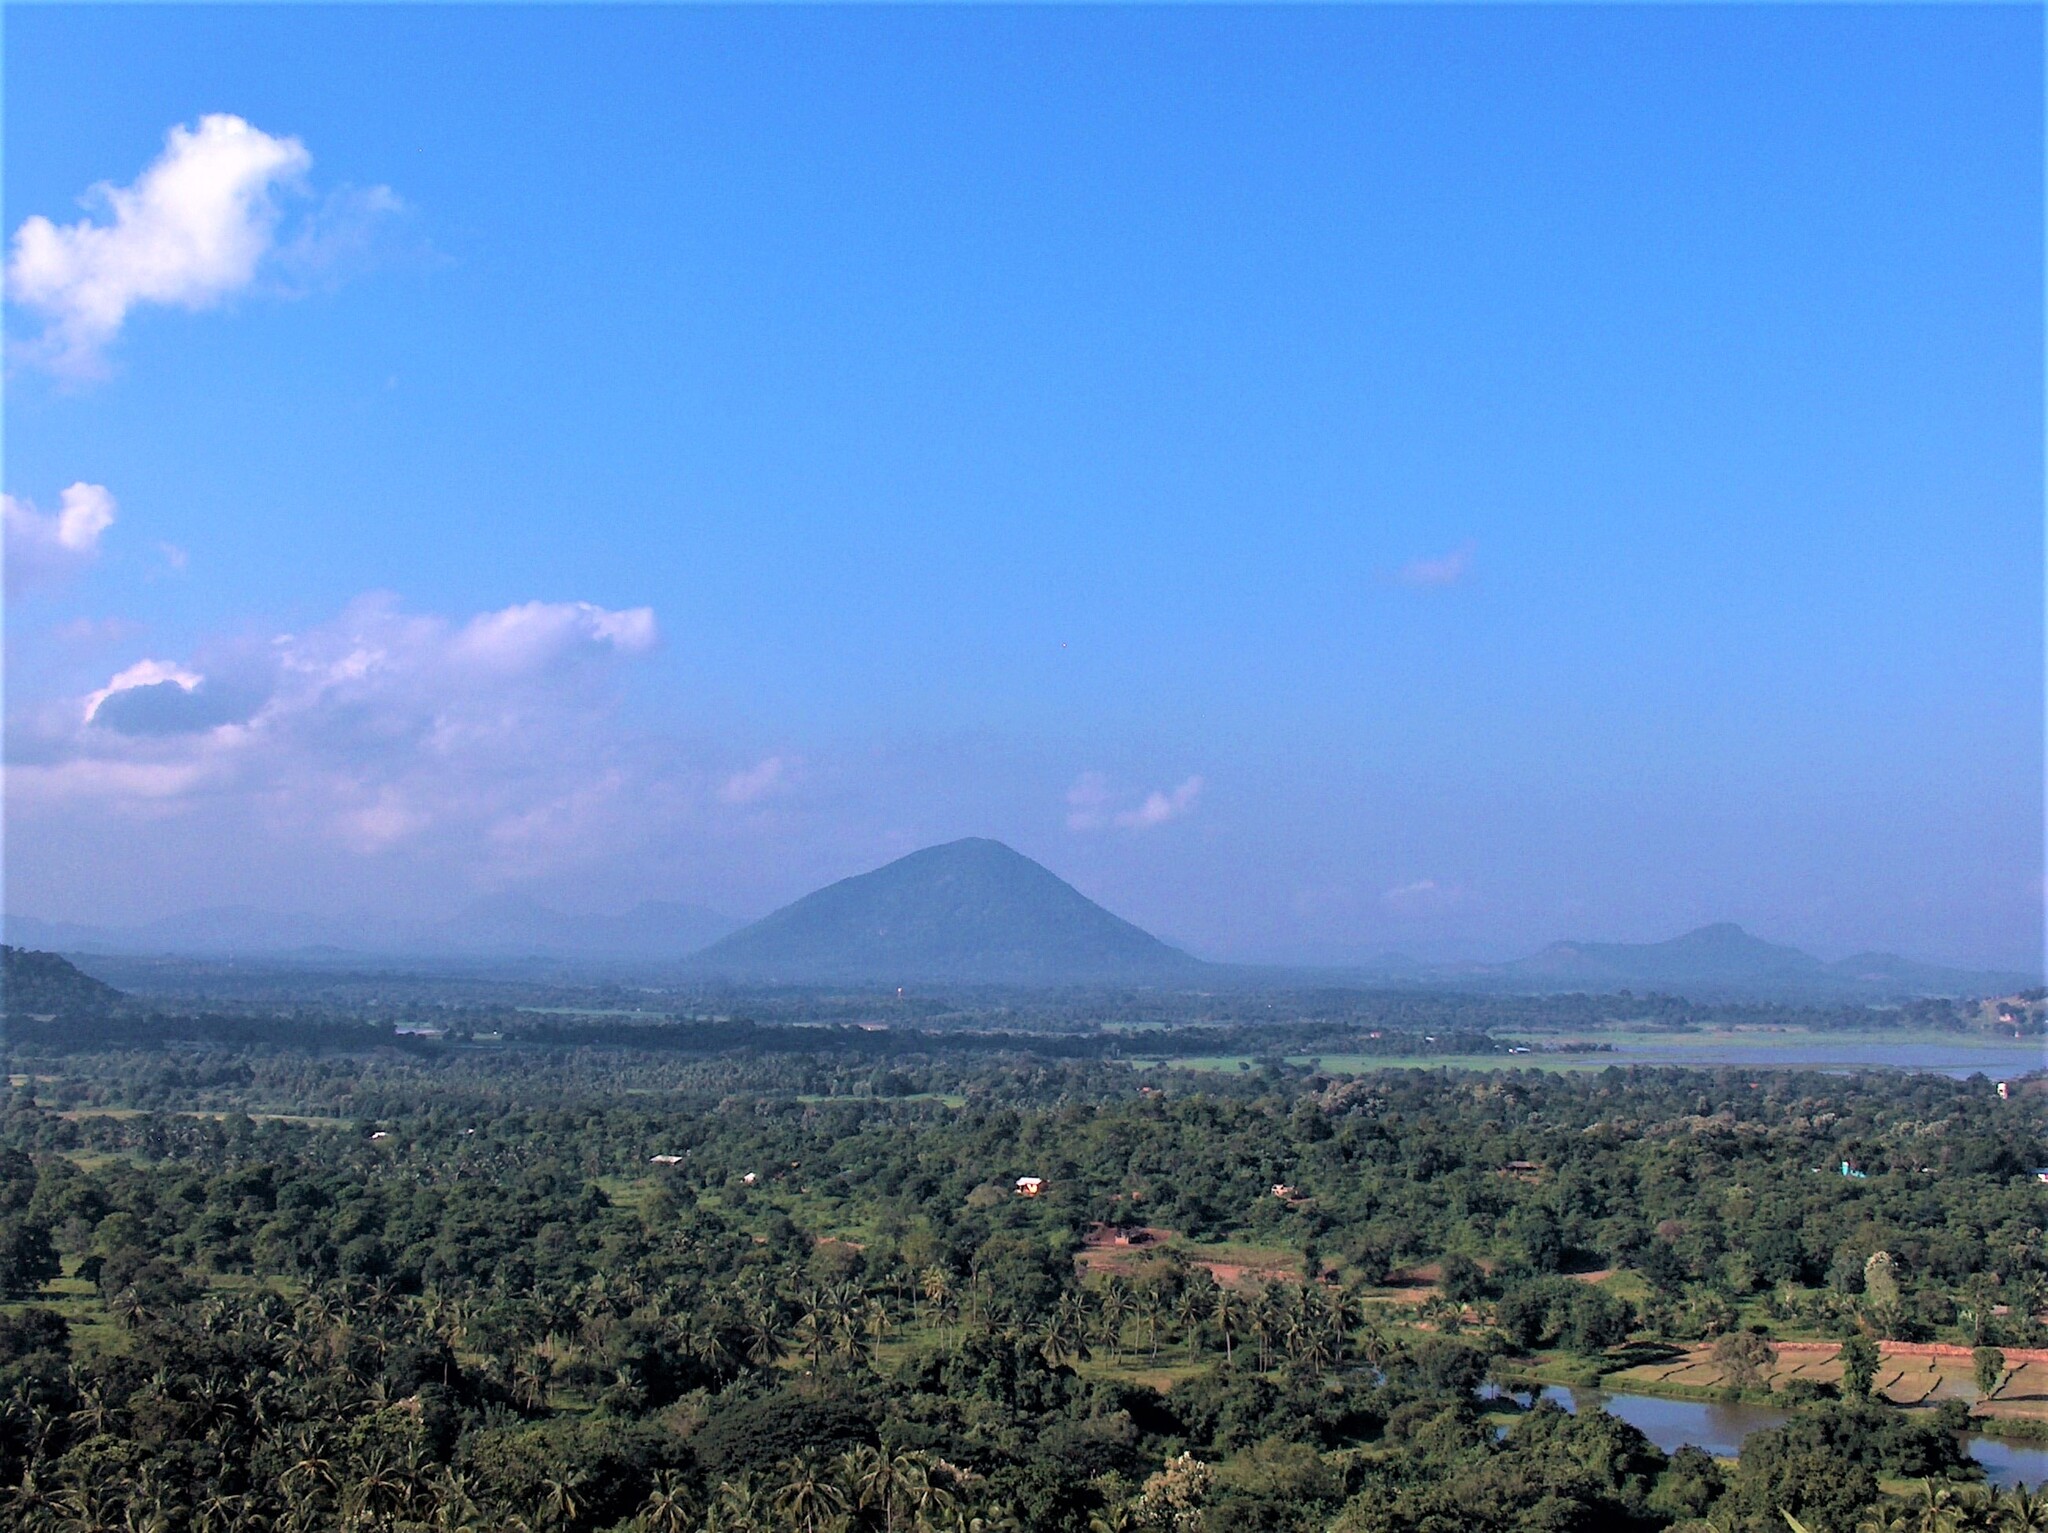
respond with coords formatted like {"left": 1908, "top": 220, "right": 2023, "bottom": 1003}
{"left": 1381, "top": 878, "right": 1463, "bottom": 914}
{"left": 1118, "top": 777, "right": 1204, "bottom": 828}
{"left": 719, "top": 756, "right": 789, "bottom": 806}
{"left": 449, "top": 600, "right": 657, "bottom": 674}
{"left": 84, "top": 658, "right": 203, "bottom": 724}
{"left": 7, "top": 114, "right": 396, "bottom": 376}
{"left": 1067, "top": 771, "right": 1204, "bottom": 832}
{"left": 13, "top": 595, "right": 671, "bottom": 874}
{"left": 4, "top": 482, "right": 117, "bottom": 593}
{"left": 1397, "top": 539, "right": 1476, "bottom": 589}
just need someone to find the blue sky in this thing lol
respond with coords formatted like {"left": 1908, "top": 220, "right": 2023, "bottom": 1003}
{"left": 5, "top": 5, "right": 2041, "bottom": 969}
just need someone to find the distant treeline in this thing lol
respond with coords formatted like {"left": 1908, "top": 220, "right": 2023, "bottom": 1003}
{"left": 6, "top": 1007, "right": 1507, "bottom": 1063}
{"left": 3, "top": 1011, "right": 436, "bottom": 1055}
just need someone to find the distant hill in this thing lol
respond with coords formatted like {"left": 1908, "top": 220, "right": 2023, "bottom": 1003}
{"left": 4, "top": 897, "right": 737, "bottom": 964}
{"left": 1468, "top": 923, "right": 2030, "bottom": 1000}
{"left": 1, "top": 946, "right": 125, "bottom": 1015}
{"left": 690, "top": 838, "right": 1206, "bottom": 984}
{"left": 1500, "top": 923, "right": 1821, "bottom": 988}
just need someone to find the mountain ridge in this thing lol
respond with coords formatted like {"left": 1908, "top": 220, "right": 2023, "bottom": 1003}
{"left": 1412, "top": 921, "right": 2030, "bottom": 999}
{"left": 3, "top": 897, "right": 738, "bottom": 963}
{"left": 7, "top": 868, "right": 2031, "bottom": 999}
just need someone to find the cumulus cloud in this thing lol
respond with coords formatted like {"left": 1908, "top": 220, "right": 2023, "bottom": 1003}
{"left": 449, "top": 600, "right": 657, "bottom": 673}
{"left": 84, "top": 659, "right": 205, "bottom": 724}
{"left": 1066, "top": 771, "right": 1204, "bottom": 831}
{"left": 1397, "top": 539, "right": 1476, "bottom": 589}
{"left": 85, "top": 658, "right": 269, "bottom": 738}
{"left": 7, "top": 114, "right": 396, "bottom": 376}
{"left": 11, "top": 595, "right": 667, "bottom": 871}
{"left": 4, "top": 482, "right": 116, "bottom": 594}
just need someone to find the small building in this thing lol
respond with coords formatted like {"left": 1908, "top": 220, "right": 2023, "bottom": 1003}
{"left": 741, "top": 1172, "right": 758, "bottom": 1185}
{"left": 649, "top": 1154, "right": 683, "bottom": 1166}
{"left": 1839, "top": 1160, "right": 1868, "bottom": 1179}
{"left": 1015, "top": 1176, "right": 1046, "bottom": 1198}
{"left": 1272, "top": 1183, "right": 1298, "bottom": 1200}
{"left": 2032, "top": 1168, "right": 2048, "bottom": 1185}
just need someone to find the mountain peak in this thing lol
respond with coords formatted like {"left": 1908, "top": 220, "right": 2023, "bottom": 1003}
{"left": 691, "top": 839, "right": 1202, "bottom": 984}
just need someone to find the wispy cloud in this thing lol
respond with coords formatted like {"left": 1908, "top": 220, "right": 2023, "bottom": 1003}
{"left": 1397, "top": 539, "right": 1476, "bottom": 589}
{"left": 54, "top": 615, "right": 144, "bottom": 647}
{"left": 719, "top": 756, "right": 790, "bottom": 806}
{"left": 1380, "top": 878, "right": 1463, "bottom": 914}
{"left": 7, "top": 114, "right": 398, "bottom": 377}
{"left": 4, "top": 482, "right": 117, "bottom": 594}
{"left": 1066, "top": 771, "right": 1204, "bottom": 832}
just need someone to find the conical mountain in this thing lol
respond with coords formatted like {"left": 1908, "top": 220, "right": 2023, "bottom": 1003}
{"left": 690, "top": 838, "right": 1204, "bottom": 984}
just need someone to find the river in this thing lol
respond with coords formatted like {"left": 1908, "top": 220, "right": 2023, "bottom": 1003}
{"left": 1491, "top": 1385, "right": 2046, "bottom": 1488}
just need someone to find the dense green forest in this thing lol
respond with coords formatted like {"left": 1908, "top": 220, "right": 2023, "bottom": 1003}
{"left": 0, "top": 956, "right": 2043, "bottom": 1531}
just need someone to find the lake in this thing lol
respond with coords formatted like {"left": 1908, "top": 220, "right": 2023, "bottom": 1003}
{"left": 1492, "top": 1031, "right": 2048, "bottom": 1078}
{"left": 1494, "top": 1385, "right": 2047, "bottom": 1488}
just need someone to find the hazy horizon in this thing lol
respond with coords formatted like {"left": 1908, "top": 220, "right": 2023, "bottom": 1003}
{"left": 6, "top": 7, "right": 2042, "bottom": 973}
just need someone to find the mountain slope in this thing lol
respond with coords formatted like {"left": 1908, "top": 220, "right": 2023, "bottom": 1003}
{"left": 1, "top": 947, "right": 126, "bottom": 1014}
{"left": 690, "top": 838, "right": 1204, "bottom": 984}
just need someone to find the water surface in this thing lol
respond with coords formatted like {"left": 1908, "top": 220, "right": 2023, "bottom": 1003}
{"left": 1492, "top": 1032, "right": 2048, "bottom": 1078}
{"left": 1500, "top": 1385, "right": 2046, "bottom": 1488}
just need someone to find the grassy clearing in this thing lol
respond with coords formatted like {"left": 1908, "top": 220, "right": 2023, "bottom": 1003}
{"left": 1287, "top": 1053, "right": 1579, "bottom": 1074}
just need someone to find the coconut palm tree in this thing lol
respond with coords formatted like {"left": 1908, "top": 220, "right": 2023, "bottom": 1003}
{"left": 899, "top": 1455, "right": 956, "bottom": 1530}
{"left": 281, "top": 1431, "right": 340, "bottom": 1508}
{"left": 1039, "top": 1293, "right": 1088, "bottom": 1369}
{"left": 1994, "top": 1485, "right": 2048, "bottom": 1533}
{"left": 345, "top": 1445, "right": 417, "bottom": 1525}
{"left": 536, "top": 1473, "right": 585, "bottom": 1532}
{"left": 1136, "top": 1287, "right": 1165, "bottom": 1364}
{"left": 428, "top": 1469, "right": 486, "bottom": 1533}
{"left": 772, "top": 1452, "right": 848, "bottom": 1533}
{"left": 921, "top": 1267, "right": 954, "bottom": 1343}
{"left": 744, "top": 1303, "right": 787, "bottom": 1369}
{"left": 1250, "top": 1287, "right": 1281, "bottom": 1373}
{"left": 702, "top": 1474, "right": 765, "bottom": 1533}
{"left": 639, "top": 1470, "right": 697, "bottom": 1533}
{"left": 0, "top": 1467, "right": 62, "bottom": 1533}
{"left": 1095, "top": 1281, "right": 1132, "bottom": 1365}
{"left": 842, "top": 1443, "right": 912, "bottom": 1532}
{"left": 1174, "top": 1284, "right": 1209, "bottom": 1364}
{"left": 792, "top": 1306, "right": 830, "bottom": 1372}
{"left": 865, "top": 1296, "right": 892, "bottom": 1360}
{"left": 1212, "top": 1286, "right": 1240, "bottom": 1365}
